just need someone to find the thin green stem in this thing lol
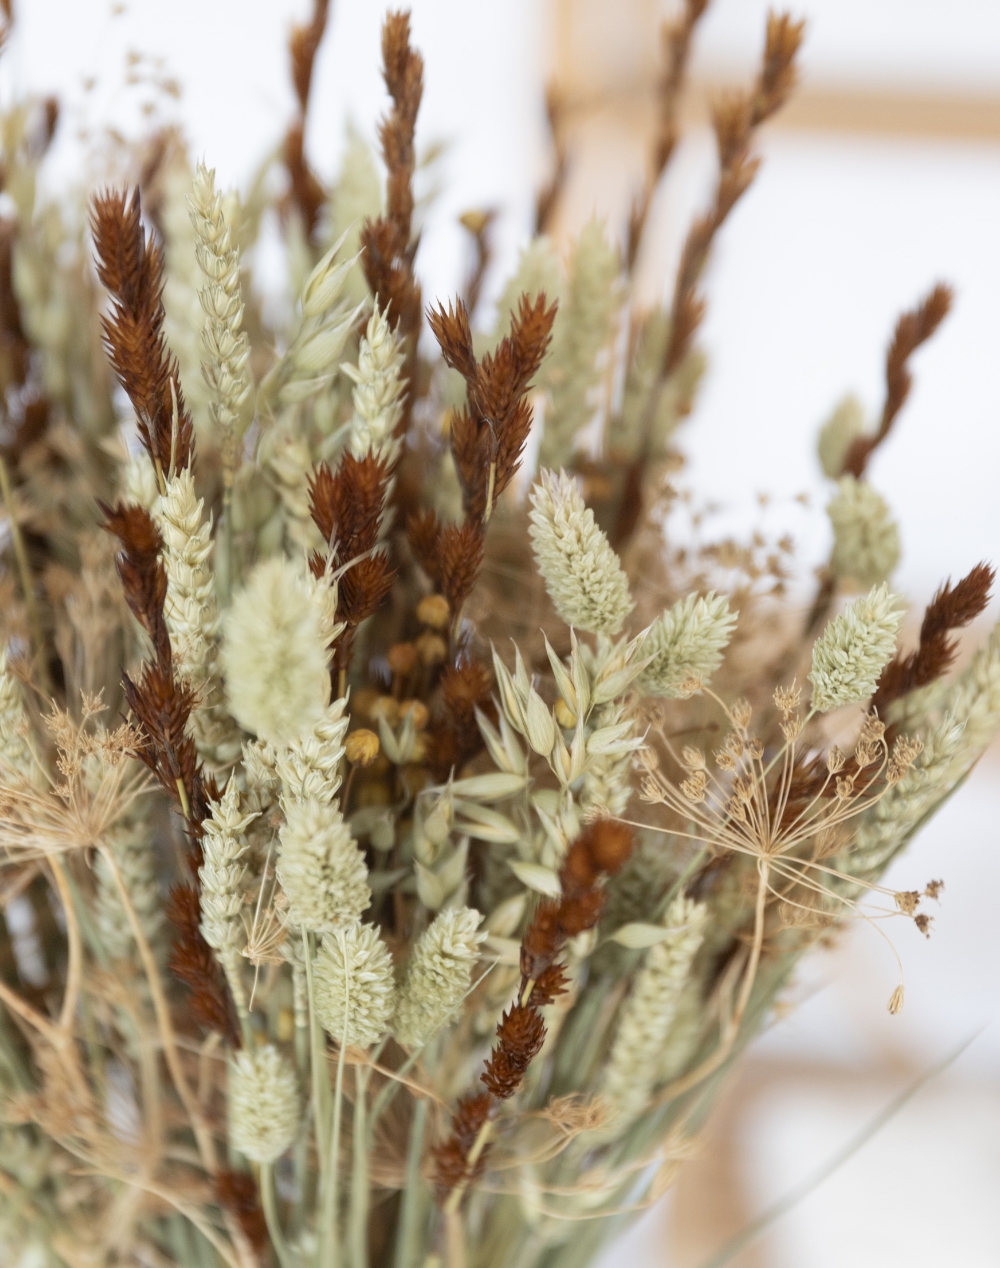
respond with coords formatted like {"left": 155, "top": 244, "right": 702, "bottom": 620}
{"left": 260, "top": 1162, "right": 296, "bottom": 1268}
{"left": 320, "top": 931, "right": 350, "bottom": 1268}
{"left": 368, "top": 1049, "right": 421, "bottom": 1136}
{"left": 393, "top": 1095, "right": 428, "bottom": 1268}
{"left": 349, "top": 1064, "right": 371, "bottom": 1268}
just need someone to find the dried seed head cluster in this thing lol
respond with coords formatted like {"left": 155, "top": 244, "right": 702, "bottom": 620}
{"left": 0, "top": 7, "right": 995, "bottom": 1268}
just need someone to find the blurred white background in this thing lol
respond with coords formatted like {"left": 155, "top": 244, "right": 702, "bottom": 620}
{"left": 3, "top": 2, "right": 999, "bottom": 1265}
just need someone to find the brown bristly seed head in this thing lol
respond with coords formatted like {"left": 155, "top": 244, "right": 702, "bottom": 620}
{"left": 90, "top": 188, "right": 194, "bottom": 475}
{"left": 872, "top": 561, "right": 993, "bottom": 715}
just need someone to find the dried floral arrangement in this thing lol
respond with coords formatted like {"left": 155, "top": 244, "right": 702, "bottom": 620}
{"left": 1, "top": 3, "right": 997, "bottom": 1268}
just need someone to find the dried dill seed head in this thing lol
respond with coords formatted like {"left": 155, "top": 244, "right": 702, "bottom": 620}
{"left": 528, "top": 468, "right": 633, "bottom": 636}
{"left": 809, "top": 584, "right": 904, "bottom": 712}
{"left": 228, "top": 1045, "right": 299, "bottom": 1163}
{"left": 220, "top": 556, "right": 339, "bottom": 743}
{"left": 313, "top": 921, "right": 396, "bottom": 1048}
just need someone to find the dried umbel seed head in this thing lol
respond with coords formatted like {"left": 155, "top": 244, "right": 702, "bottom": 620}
{"left": 416, "top": 594, "right": 450, "bottom": 629}
{"left": 731, "top": 699, "right": 752, "bottom": 729}
{"left": 345, "top": 729, "right": 380, "bottom": 767}
{"left": 681, "top": 746, "right": 706, "bottom": 770}
{"left": 773, "top": 682, "right": 802, "bottom": 717}
{"left": 228, "top": 1045, "right": 299, "bottom": 1163}
{"left": 826, "top": 746, "right": 847, "bottom": 774}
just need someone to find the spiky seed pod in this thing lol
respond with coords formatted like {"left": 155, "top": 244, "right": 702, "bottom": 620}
{"left": 809, "top": 584, "right": 904, "bottom": 712}
{"left": 228, "top": 1045, "right": 299, "bottom": 1163}
{"left": 393, "top": 907, "right": 486, "bottom": 1048}
{"left": 817, "top": 393, "right": 867, "bottom": 479}
{"left": 274, "top": 699, "right": 349, "bottom": 805}
{"left": 638, "top": 591, "right": 737, "bottom": 698}
{"left": 313, "top": 920, "right": 396, "bottom": 1048}
{"left": 601, "top": 897, "right": 707, "bottom": 1123}
{"left": 277, "top": 796, "right": 370, "bottom": 933}
{"left": 220, "top": 557, "right": 340, "bottom": 744}
{"left": 189, "top": 163, "right": 252, "bottom": 460}
{"left": 0, "top": 650, "right": 41, "bottom": 783}
{"left": 528, "top": 468, "right": 633, "bottom": 636}
{"left": 342, "top": 301, "right": 405, "bottom": 461}
{"left": 827, "top": 475, "right": 901, "bottom": 589}
{"left": 199, "top": 779, "right": 258, "bottom": 953}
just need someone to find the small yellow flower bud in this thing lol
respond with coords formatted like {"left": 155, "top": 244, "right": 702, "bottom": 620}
{"left": 345, "top": 729, "right": 380, "bottom": 766}
{"left": 399, "top": 699, "right": 429, "bottom": 730}
{"left": 416, "top": 594, "right": 451, "bottom": 630}
{"left": 388, "top": 642, "right": 419, "bottom": 676}
{"left": 416, "top": 631, "right": 448, "bottom": 666}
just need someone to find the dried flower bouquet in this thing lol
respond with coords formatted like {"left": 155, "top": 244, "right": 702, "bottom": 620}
{"left": 1, "top": 4, "right": 997, "bottom": 1268}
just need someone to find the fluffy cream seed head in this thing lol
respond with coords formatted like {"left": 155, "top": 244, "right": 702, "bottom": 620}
{"left": 528, "top": 469, "right": 633, "bottom": 636}
{"left": 827, "top": 475, "right": 901, "bottom": 589}
{"left": 220, "top": 557, "right": 338, "bottom": 744}
{"left": 809, "top": 583, "right": 904, "bottom": 713}
{"left": 638, "top": 592, "right": 737, "bottom": 698}
{"left": 817, "top": 393, "right": 867, "bottom": 479}
{"left": 277, "top": 797, "right": 370, "bottom": 934}
{"left": 313, "top": 921, "right": 396, "bottom": 1048}
{"left": 393, "top": 906, "right": 486, "bottom": 1049}
{"left": 228, "top": 1044, "right": 299, "bottom": 1163}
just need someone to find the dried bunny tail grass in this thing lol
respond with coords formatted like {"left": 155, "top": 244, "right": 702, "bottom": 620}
{"left": 342, "top": 300, "right": 406, "bottom": 462}
{"left": 529, "top": 468, "right": 633, "bottom": 636}
{"left": 392, "top": 906, "right": 486, "bottom": 1048}
{"left": 219, "top": 556, "right": 339, "bottom": 745}
{"left": 638, "top": 591, "right": 736, "bottom": 698}
{"left": 189, "top": 162, "right": 252, "bottom": 480}
{"left": 277, "top": 796, "right": 370, "bottom": 934}
{"left": 827, "top": 475, "right": 900, "bottom": 589}
{"left": 808, "top": 584, "right": 904, "bottom": 712}
{"left": 537, "top": 217, "right": 622, "bottom": 469}
{"left": 601, "top": 896, "right": 707, "bottom": 1124}
{"left": 228, "top": 1044, "right": 299, "bottom": 1163}
{"left": 313, "top": 919, "right": 396, "bottom": 1047}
